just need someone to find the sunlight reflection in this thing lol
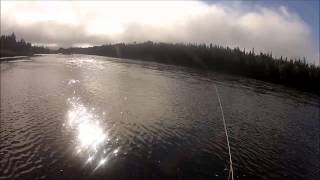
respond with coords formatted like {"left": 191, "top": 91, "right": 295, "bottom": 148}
{"left": 99, "top": 158, "right": 107, "bottom": 166}
{"left": 66, "top": 56, "right": 105, "bottom": 70}
{"left": 68, "top": 79, "right": 80, "bottom": 85}
{"left": 78, "top": 122, "right": 106, "bottom": 148}
{"left": 67, "top": 98, "right": 107, "bottom": 152}
{"left": 65, "top": 95, "right": 120, "bottom": 170}
{"left": 87, "top": 156, "right": 94, "bottom": 163}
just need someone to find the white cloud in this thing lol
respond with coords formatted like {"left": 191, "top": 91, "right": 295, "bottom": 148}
{"left": 1, "top": 1, "right": 318, "bottom": 64}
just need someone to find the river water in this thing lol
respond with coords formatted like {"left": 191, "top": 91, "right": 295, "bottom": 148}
{"left": 1, "top": 54, "right": 319, "bottom": 180}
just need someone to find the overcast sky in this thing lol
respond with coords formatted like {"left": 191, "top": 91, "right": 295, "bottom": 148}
{"left": 1, "top": 1, "right": 319, "bottom": 64}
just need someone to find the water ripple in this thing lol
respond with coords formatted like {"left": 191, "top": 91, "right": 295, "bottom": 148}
{"left": 1, "top": 54, "right": 319, "bottom": 180}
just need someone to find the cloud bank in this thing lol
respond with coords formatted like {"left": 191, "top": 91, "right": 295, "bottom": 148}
{"left": 1, "top": 1, "right": 318, "bottom": 64}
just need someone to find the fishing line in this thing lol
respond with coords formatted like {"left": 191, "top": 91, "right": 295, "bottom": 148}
{"left": 214, "top": 85, "right": 234, "bottom": 180}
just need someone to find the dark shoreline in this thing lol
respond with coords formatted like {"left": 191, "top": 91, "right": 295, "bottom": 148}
{"left": 62, "top": 50, "right": 320, "bottom": 95}
{"left": 0, "top": 54, "right": 42, "bottom": 62}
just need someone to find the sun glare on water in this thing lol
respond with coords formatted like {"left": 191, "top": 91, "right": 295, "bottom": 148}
{"left": 77, "top": 121, "right": 106, "bottom": 148}
{"left": 64, "top": 79, "right": 120, "bottom": 170}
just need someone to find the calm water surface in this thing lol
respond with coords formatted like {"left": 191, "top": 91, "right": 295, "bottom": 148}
{"left": 1, "top": 54, "right": 319, "bottom": 180}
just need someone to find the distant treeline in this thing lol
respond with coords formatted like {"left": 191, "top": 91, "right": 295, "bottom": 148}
{"left": 58, "top": 41, "right": 320, "bottom": 94}
{"left": 0, "top": 33, "right": 51, "bottom": 57}
{"left": 1, "top": 32, "right": 318, "bottom": 94}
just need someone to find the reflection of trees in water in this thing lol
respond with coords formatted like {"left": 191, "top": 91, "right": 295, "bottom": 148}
{"left": 58, "top": 41, "right": 320, "bottom": 94}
